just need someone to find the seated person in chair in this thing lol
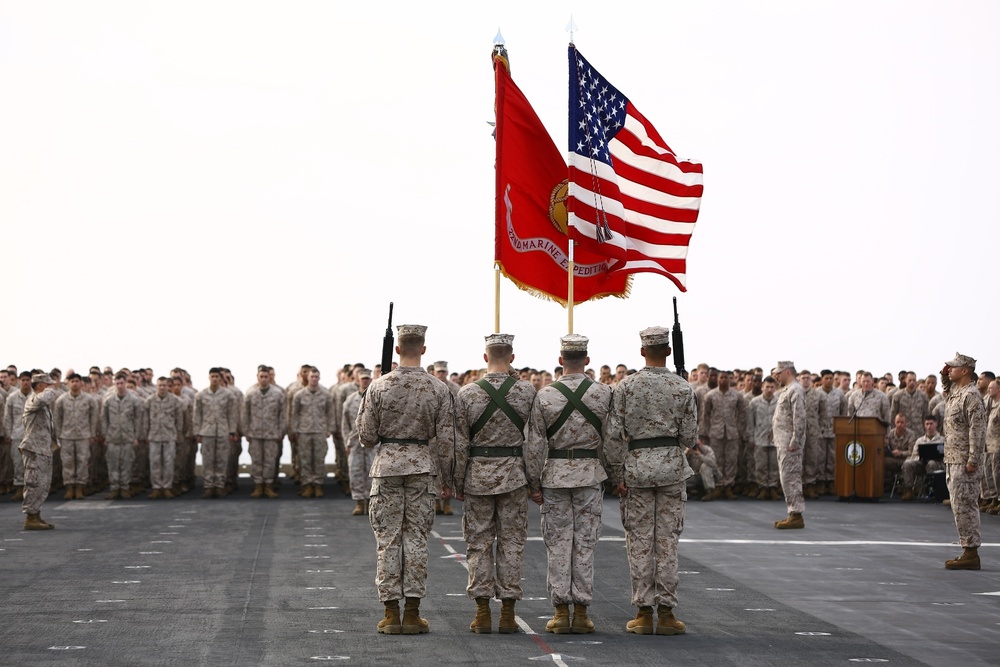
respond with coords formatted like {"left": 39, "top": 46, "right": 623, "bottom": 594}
{"left": 900, "top": 416, "right": 945, "bottom": 502}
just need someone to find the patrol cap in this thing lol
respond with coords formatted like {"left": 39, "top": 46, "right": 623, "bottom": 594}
{"left": 31, "top": 373, "right": 55, "bottom": 385}
{"left": 397, "top": 324, "right": 427, "bottom": 339}
{"left": 639, "top": 326, "right": 670, "bottom": 347}
{"left": 356, "top": 368, "right": 372, "bottom": 379}
{"left": 945, "top": 352, "right": 976, "bottom": 371}
{"left": 771, "top": 361, "right": 796, "bottom": 374}
{"left": 560, "top": 334, "right": 589, "bottom": 353}
{"left": 485, "top": 333, "right": 514, "bottom": 347}
{"left": 433, "top": 361, "right": 449, "bottom": 372}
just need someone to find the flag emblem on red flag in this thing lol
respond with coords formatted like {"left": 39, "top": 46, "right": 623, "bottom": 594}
{"left": 567, "top": 46, "right": 704, "bottom": 292}
{"left": 494, "top": 53, "right": 630, "bottom": 305}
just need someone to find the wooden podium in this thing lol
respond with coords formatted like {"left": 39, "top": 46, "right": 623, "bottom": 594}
{"left": 833, "top": 416, "right": 887, "bottom": 500}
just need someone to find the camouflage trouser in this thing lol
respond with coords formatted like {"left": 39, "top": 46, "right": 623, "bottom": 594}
{"left": 20, "top": 449, "right": 52, "bottom": 514}
{"left": 902, "top": 458, "right": 943, "bottom": 490}
{"left": 150, "top": 441, "right": 176, "bottom": 490}
{"left": 541, "top": 485, "right": 603, "bottom": 605}
{"left": 463, "top": 486, "right": 528, "bottom": 600}
{"left": 248, "top": 438, "right": 280, "bottom": 485}
{"left": 348, "top": 444, "right": 377, "bottom": 500}
{"left": 0, "top": 438, "right": 12, "bottom": 485}
{"left": 106, "top": 442, "right": 135, "bottom": 491}
{"left": 369, "top": 473, "right": 435, "bottom": 602}
{"left": 620, "top": 483, "right": 685, "bottom": 609}
{"left": 298, "top": 434, "right": 329, "bottom": 486}
{"left": 226, "top": 439, "right": 242, "bottom": 487}
{"left": 688, "top": 457, "right": 718, "bottom": 492}
{"left": 777, "top": 444, "right": 804, "bottom": 514}
{"left": 131, "top": 440, "right": 149, "bottom": 488}
{"left": 200, "top": 437, "right": 229, "bottom": 490}
{"left": 802, "top": 435, "right": 823, "bottom": 485}
{"left": 737, "top": 440, "right": 755, "bottom": 486}
{"left": 981, "top": 451, "right": 998, "bottom": 500}
{"left": 821, "top": 437, "right": 837, "bottom": 483}
{"left": 710, "top": 437, "right": 739, "bottom": 487}
{"left": 332, "top": 434, "right": 348, "bottom": 482}
{"left": 946, "top": 463, "right": 981, "bottom": 548}
{"left": 173, "top": 439, "right": 190, "bottom": 487}
{"left": 754, "top": 446, "right": 779, "bottom": 488}
{"left": 11, "top": 439, "right": 24, "bottom": 485}
{"left": 59, "top": 439, "right": 90, "bottom": 486}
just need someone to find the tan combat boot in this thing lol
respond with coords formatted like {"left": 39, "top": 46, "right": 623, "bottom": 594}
{"left": 64, "top": 486, "right": 75, "bottom": 500}
{"left": 263, "top": 484, "right": 278, "bottom": 499}
{"left": 498, "top": 599, "right": 518, "bottom": 634}
{"left": 901, "top": 490, "right": 914, "bottom": 502}
{"left": 249, "top": 484, "right": 264, "bottom": 499}
{"left": 442, "top": 499, "right": 453, "bottom": 515}
{"left": 626, "top": 607, "right": 654, "bottom": 635}
{"left": 775, "top": 512, "right": 805, "bottom": 529}
{"left": 701, "top": 487, "right": 716, "bottom": 502}
{"left": 401, "top": 597, "right": 429, "bottom": 634}
{"left": 769, "top": 488, "right": 782, "bottom": 501}
{"left": 945, "top": 547, "right": 981, "bottom": 570}
{"left": 469, "top": 597, "right": 492, "bottom": 634}
{"left": 300, "top": 485, "right": 314, "bottom": 499}
{"left": 377, "top": 599, "right": 402, "bottom": 635}
{"left": 149, "top": 489, "right": 162, "bottom": 499}
{"left": 107, "top": 489, "right": 121, "bottom": 500}
{"left": 313, "top": 484, "right": 324, "bottom": 498}
{"left": 162, "top": 488, "right": 175, "bottom": 499}
{"left": 75, "top": 484, "right": 86, "bottom": 499}
{"left": 352, "top": 500, "right": 366, "bottom": 516}
{"left": 755, "top": 487, "right": 769, "bottom": 500}
{"left": 722, "top": 486, "right": 736, "bottom": 500}
{"left": 435, "top": 500, "right": 443, "bottom": 515}
{"left": 24, "top": 513, "right": 54, "bottom": 530}
{"left": 571, "top": 604, "right": 594, "bottom": 634}
{"left": 656, "top": 605, "right": 686, "bottom": 635}
{"left": 545, "top": 604, "right": 571, "bottom": 634}
{"left": 11, "top": 486, "right": 23, "bottom": 502}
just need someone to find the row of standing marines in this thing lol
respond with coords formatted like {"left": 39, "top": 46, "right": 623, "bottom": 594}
{"left": 13, "top": 325, "right": 986, "bottom": 636}
{"left": 356, "top": 323, "right": 696, "bottom": 636}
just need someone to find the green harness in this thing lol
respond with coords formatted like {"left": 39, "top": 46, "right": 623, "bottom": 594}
{"left": 546, "top": 378, "right": 603, "bottom": 438}
{"left": 470, "top": 377, "right": 525, "bottom": 441}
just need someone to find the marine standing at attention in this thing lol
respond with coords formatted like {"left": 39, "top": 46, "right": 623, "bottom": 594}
{"left": 605, "top": 326, "right": 695, "bottom": 636}
{"left": 357, "top": 324, "right": 457, "bottom": 635}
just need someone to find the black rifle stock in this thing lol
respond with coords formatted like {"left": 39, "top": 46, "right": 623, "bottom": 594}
{"left": 380, "top": 303, "right": 394, "bottom": 375}
{"left": 672, "top": 297, "right": 687, "bottom": 379}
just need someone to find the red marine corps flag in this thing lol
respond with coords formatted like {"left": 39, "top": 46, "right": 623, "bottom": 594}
{"left": 494, "top": 47, "right": 630, "bottom": 305}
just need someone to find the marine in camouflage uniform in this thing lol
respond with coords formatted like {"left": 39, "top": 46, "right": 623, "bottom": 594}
{"left": 605, "top": 326, "right": 695, "bottom": 637}
{"left": 193, "top": 368, "right": 239, "bottom": 499}
{"left": 53, "top": 374, "right": 99, "bottom": 500}
{"left": 143, "top": 378, "right": 185, "bottom": 498}
{"left": 771, "top": 361, "right": 806, "bottom": 529}
{"left": 818, "top": 371, "right": 847, "bottom": 494}
{"left": 698, "top": 373, "right": 746, "bottom": 499}
{"left": 901, "top": 417, "right": 945, "bottom": 500}
{"left": 21, "top": 373, "right": 58, "bottom": 529}
{"left": 341, "top": 368, "right": 375, "bottom": 515}
{"left": 535, "top": 335, "right": 612, "bottom": 635}
{"left": 747, "top": 378, "right": 779, "bottom": 499}
{"left": 799, "top": 373, "right": 828, "bottom": 499}
{"left": 455, "top": 333, "right": 545, "bottom": 635}
{"left": 891, "top": 374, "right": 930, "bottom": 441}
{"left": 291, "top": 369, "right": 335, "bottom": 497}
{"left": 4, "top": 374, "right": 32, "bottom": 500}
{"left": 983, "top": 382, "right": 1000, "bottom": 515}
{"left": 940, "top": 353, "right": 986, "bottom": 570}
{"left": 242, "top": 368, "right": 286, "bottom": 498}
{"left": 101, "top": 374, "right": 144, "bottom": 499}
{"left": 357, "top": 324, "right": 457, "bottom": 635}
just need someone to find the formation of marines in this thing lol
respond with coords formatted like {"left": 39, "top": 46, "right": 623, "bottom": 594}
{"left": 2, "top": 331, "right": 992, "bottom": 637}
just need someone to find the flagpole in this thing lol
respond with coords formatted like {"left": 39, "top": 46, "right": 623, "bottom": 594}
{"left": 567, "top": 241, "right": 574, "bottom": 334}
{"left": 494, "top": 264, "right": 501, "bottom": 333}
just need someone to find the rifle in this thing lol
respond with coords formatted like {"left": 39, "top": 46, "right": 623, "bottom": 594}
{"left": 672, "top": 297, "right": 687, "bottom": 379}
{"left": 380, "top": 303, "right": 394, "bottom": 376}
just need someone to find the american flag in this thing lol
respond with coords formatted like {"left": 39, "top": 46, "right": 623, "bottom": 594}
{"left": 567, "top": 46, "right": 703, "bottom": 292}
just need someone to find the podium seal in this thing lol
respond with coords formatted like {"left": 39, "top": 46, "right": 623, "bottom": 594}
{"left": 845, "top": 441, "right": 865, "bottom": 466}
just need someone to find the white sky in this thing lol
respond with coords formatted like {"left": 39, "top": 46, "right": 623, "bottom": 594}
{"left": 2, "top": 0, "right": 998, "bottom": 387}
